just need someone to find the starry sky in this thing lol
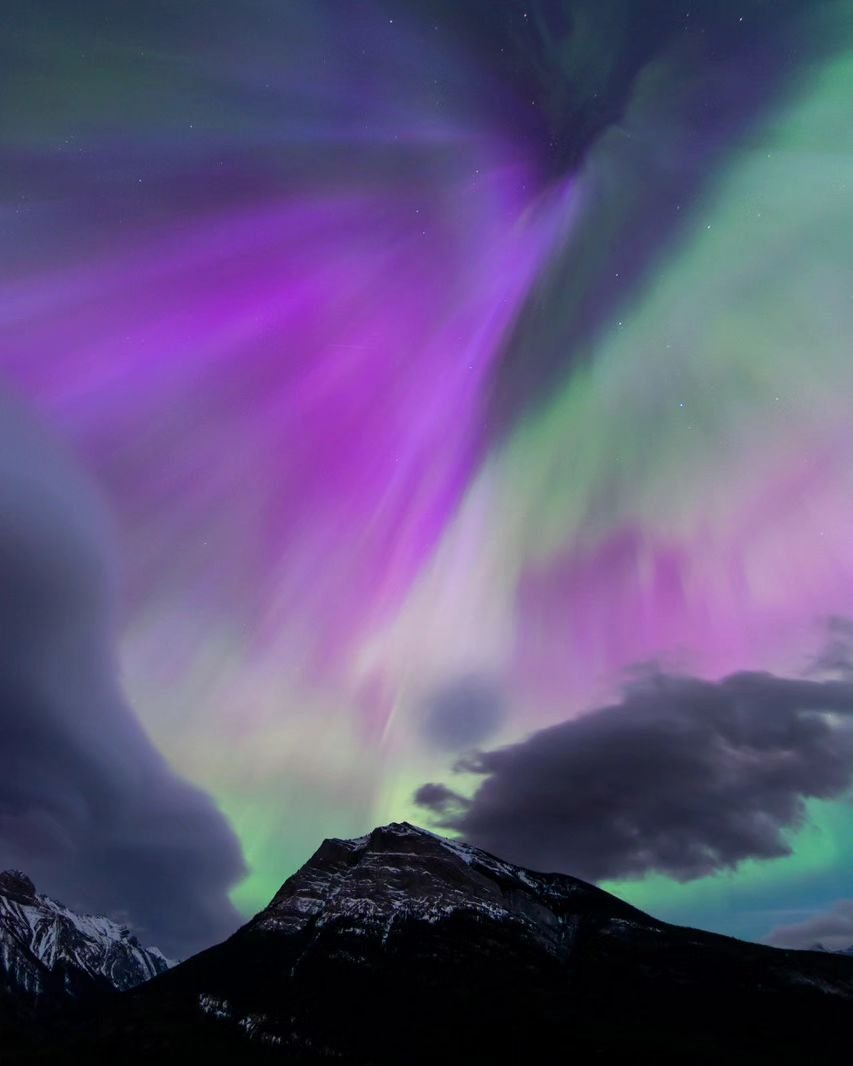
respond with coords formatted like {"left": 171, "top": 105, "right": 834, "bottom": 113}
{"left": 2, "top": 0, "right": 853, "bottom": 957}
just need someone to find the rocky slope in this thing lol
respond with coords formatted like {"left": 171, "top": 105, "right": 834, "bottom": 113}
{"left": 18, "top": 822, "right": 853, "bottom": 1064}
{"left": 0, "top": 868, "right": 170, "bottom": 1021}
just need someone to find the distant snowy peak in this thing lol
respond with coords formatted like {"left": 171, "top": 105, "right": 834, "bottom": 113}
{"left": 811, "top": 942, "right": 853, "bottom": 957}
{"left": 0, "top": 869, "right": 172, "bottom": 1002}
{"left": 257, "top": 821, "right": 651, "bottom": 949}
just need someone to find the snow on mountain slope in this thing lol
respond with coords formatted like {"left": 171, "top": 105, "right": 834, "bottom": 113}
{"left": 256, "top": 820, "right": 652, "bottom": 953}
{"left": 0, "top": 869, "right": 171, "bottom": 1001}
{"left": 19, "top": 823, "right": 853, "bottom": 1064}
{"left": 0, "top": 920, "right": 51, "bottom": 1001}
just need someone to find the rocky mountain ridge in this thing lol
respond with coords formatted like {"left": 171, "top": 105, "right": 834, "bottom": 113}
{"left": 256, "top": 820, "right": 656, "bottom": 949}
{"left": 0, "top": 867, "right": 171, "bottom": 1019}
{"left": 16, "top": 822, "right": 853, "bottom": 1064}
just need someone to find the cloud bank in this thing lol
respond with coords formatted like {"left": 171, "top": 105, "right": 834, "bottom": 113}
{"left": 0, "top": 391, "right": 245, "bottom": 957}
{"left": 416, "top": 669, "right": 853, "bottom": 883}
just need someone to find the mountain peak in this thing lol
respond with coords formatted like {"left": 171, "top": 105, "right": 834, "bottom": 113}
{"left": 330, "top": 820, "right": 462, "bottom": 853}
{"left": 0, "top": 870, "right": 171, "bottom": 1007}
{"left": 372, "top": 819, "right": 428, "bottom": 836}
{"left": 259, "top": 819, "right": 646, "bottom": 950}
{"left": 0, "top": 869, "right": 36, "bottom": 900}
{"left": 327, "top": 820, "right": 437, "bottom": 847}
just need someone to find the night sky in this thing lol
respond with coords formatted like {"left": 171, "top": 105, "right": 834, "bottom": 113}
{"left": 2, "top": 0, "right": 853, "bottom": 958}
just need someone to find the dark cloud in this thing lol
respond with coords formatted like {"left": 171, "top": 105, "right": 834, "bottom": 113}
{"left": 420, "top": 675, "right": 507, "bottom": 751}
{"left": 416, "top": 669, "right": 853, "bottom": 883}
{"left": 413, "top": 782, "right": 464, "bottom": 812}
{"left": 0, "top": 391, "right": 245, "bottom": 957}
{"left": 808, "top": 616, "right": 853, "bottom": 680}
{"left": 766, "top": 901, "right": 853, "bottom": 952}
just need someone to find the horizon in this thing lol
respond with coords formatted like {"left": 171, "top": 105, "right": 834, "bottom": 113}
{"left": 5, "top": 818, "right": 848, "bottom": 960}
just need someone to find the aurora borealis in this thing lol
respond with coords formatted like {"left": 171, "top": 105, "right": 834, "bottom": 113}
{"left": 2, "top": 0, "right": 853, "bottom": 955}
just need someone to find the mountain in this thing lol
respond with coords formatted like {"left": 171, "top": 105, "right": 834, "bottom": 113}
{"left": 0, "top": 868, "right": 170, "bottom": 1023}
{"left": 811, "top": 941, "right": 853, "bottom": 956}
{"left": 14, "top": 823, "right": 853, "bottom": 1063}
